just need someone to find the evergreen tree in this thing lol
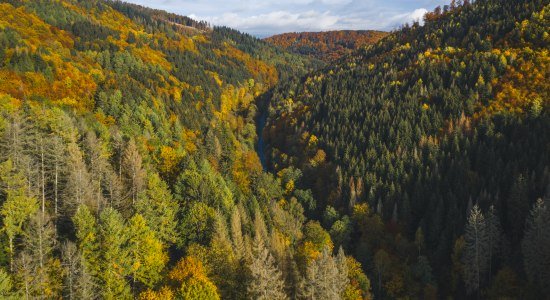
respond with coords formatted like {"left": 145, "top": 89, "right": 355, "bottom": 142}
{"left": 521, "top": 198, "right": 550, "bottom": 293}
{"left": 248, "top": 234, "right": 287, "bottom": 300}
{"left": 302, "top": 246, "right": 346, "bottom": 299}
{"left": 136, "top": 173, "right": 177, "bottom": 244}
{"left": 0, "top": 160, "right": 39, "bottom": 271}
{"left": 463, "top": 205, "right": 489, "bottom": 294}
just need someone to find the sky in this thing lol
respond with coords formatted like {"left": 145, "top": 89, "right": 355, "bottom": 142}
{"left": 123, "top": 0, "right": 451, "bottom": 37}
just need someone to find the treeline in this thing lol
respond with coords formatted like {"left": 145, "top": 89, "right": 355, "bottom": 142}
{"left": 265, "top": 30, "right": 388, "bottom": 61}
{"left": 0, "top": 0, "right": 371, "bottom": 299}
{"left": 265, "top": 0, "right": 549, "bottom": 298}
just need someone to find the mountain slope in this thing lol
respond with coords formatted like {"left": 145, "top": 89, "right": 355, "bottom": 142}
{"left": 265, "top": 0, "right": 549, "bottom": 297}
{"left": 265, "top": 30, "right": 388, "bottom": 61}
{"left": 0, "top": 0, "right": 371, "bottom": 299}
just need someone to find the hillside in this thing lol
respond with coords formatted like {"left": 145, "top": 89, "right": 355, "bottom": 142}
{"left": 265, "top": 30, "right": 388, "bottom": 61}
{"left": 265, "top": 0, "right": 549, "bottom": 298}
{"left": 0, "top": 0, "right": 369, "bottom": 299}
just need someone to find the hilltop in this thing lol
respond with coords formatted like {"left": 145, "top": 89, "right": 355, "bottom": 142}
{"left": 265, "top": 30, "right": 388, "bottom": 61}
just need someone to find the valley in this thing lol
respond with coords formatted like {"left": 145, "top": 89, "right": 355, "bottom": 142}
{"left": 0, "top": 0, "right": 547, "bottom": 299}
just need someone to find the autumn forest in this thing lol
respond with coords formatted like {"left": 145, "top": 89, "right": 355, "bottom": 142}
{"left": 0, "top": 0, "right": 548, "bottom": 299}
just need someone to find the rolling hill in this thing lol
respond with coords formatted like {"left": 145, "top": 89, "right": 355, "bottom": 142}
{"left": 265, "top": 30, "right": 388, "bottom": 61}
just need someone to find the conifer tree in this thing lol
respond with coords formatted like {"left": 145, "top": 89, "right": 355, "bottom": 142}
{"left": 463, "top": 205, "right": 489, "bottom": 294}
{"left": 248, "top": 233, "right": 287, "bottom": 300}
{"left": 136, "top": 173, "right": 177, "bottom": 244}
{"left": 0, "top": 160, "right": 39, "bottom": 271}
{"left": 521, "top": 198, "right": 550, "bottom": 293}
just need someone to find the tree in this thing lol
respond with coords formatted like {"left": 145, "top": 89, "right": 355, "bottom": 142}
{"left": 373, "top": 249, "right": 391, "bottom": 296}
{"left": 98, "top": 208, "right": 131, "bottom": 299}
{"left": 128, "top": 214, "right": 168, "bottom": 290}
{"left": 122, "top": 139, "right": 145, "bottom": 206}
{"left": 64, "top": 142, "right": 94, "bottom": 213}
{"left": 168, "top": 256, "right": 220, "bottom": 300}
{"left": 21, "top": 212, "right": 61, "bottom": 298}
{"left": 521, "top": 198, "right": 550, "bottom": 293}
{"left": 248, "top": 233, "right": 287, "bottom": 300}
{"left": 0, "top": 268, "right": 17, "bottom": 299}
{"left": 486, "top": 205, "right": 501, "bottom": 278}
{"left": 302, "top": 246, "right": 347, "bottom": 299}
{"left": 463, "top": 205, "right": 489, "bottom": 294}
{"left": 136, "top": 173, "right": 177, "bottom": 244}
{"left": 507, "top": 175, "right": 529, "bottom": 244}
{"left": 178, "top": 202, "right": 216, "bottom": 248}
{"left": 73, "top": 205, "right": 100, "bottom": 278}
{"left": 0, "top": 160, "right": 39, "bottom": 271}
{"left": 61, "top": 241, "right": 80, "bottom": 300}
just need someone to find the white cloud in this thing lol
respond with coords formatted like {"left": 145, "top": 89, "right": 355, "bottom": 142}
{"left": 124, "top": 0, "right": 449, "bottom": 36}
{"left": 388, "top": 8, "right": 428, "bottom": 26}
{"left": 196, "top": 10, "right": 340, "bottom": 35}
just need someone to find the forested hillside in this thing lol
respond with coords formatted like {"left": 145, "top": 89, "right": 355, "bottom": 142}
{"left": 265, "top": 30, "right": 388, "bottom": 61}
{"left": 265, "top": 0, "right": 549, "bottom": 298}
{"left": 0, "top": 0, "right": 370, "bottom": 299}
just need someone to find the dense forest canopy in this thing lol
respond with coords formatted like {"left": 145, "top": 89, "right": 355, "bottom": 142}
{"left": 265, "top": 0, "right": 549, "bottom": 298}
{"left": 0, "top": 0, "right": 363, "bottom": 299}
{"left": 265, "top": 30, "right": 388, "bottom": 62}
{"left": 0, "top": 0, "right": 548, "bottom": 299}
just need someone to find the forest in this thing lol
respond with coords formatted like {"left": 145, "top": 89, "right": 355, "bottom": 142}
{"left": 265, "top": 0, "right": 549, "bottom": 298}
{"left": 265, "top": 31, "right": 388, "bottom": 62}
{"left": 0, "top": 0, "right": 547, "bottom": 299}
{"left": 0, "top": 0, "right": 366, "bottom": 299}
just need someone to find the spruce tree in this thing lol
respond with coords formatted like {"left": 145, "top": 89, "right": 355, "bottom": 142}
{"left": 463, "top": 205, "right": 489, "bottom": 294}
{"left": 521, "top": 198, "right": 550, "bottom": 293}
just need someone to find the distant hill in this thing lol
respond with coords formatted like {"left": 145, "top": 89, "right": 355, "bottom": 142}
{"left": 265, "top": 30, "right": 388, "bottom": 61}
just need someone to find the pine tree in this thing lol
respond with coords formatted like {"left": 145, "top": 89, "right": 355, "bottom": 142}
{"left": 486, "top": 205, "right": 501, "bottom": 279}
{"left": 248, "top": 234, "right": 287, "bottom": 300}
{"left": 302, "top": 246, "right": 346, "bottom": 299}
{"left": 0, "top": 268, "right": 17, "bottom": 299}
{"left": 0, "top": 160, "right": 39, "bottom": 271}
{"left": 122, "top": 139, "right": 145, "bottom": 206}
{"left": 136, "top": 173, "right": 177, "bottom": 244}
{"left": 128, "top": 214, "right": 168, "bottom": 290}
{"left": 64, "top": 142, "right": 94, "bottom": 213}
{"left": 463, "top": 205, "right": 489, "bottom": 294}
{"left": 98, "top": 208, "right": 131, "bottom": 299}
{"left": 21, "top": 212, "right": 61, "bottom": 297}
{"left": 521, "top": 198, "right": 550, "bottom": 293}
{"left": 73, "top": 205, "right": 100, "bottom": 278}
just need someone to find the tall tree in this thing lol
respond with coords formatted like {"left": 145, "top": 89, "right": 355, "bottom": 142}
{"left": 463, "top": 205, "right": 489, "bottom": 294}
{"left": 302, "top": 246, "right": 347, "bottom": 299}
{"left": 21, "top": 212, "right": 61, "bottom": 297}
{"left": 127, "top": 214, "right": 168, "bottom": 291}
{"left": 136, "top": 173, "right": 177, "bottom": 244}
{"left": 0, "top": 160, "right": 38, "bottom": 271}
{"left": 521, "top": 198, "right": 550, "bottom": 293}
{"left": 248, "top": 233, "right": 287, "bottom": 300}
{"left": 486, "top": 205, "right": 501, "bottom": 279}
{"left": 98, "top": 208, "right": 131, "bottom": 299}
{"left": 122, "top": 139, "right": 145, "bottom": 206}
{"left": 64, "top": 142, "right": 94, "bottom": 213}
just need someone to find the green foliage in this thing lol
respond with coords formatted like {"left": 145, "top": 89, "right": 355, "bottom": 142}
{"left": 265, "top": 0, "right": 549, "bottom": 297}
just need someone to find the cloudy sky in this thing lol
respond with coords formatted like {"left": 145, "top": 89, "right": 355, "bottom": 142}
{"left": 124, "top": 0, "right": 450, "bottom": 37}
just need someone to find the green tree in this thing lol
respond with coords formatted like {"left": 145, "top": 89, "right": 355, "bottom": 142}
{"left": 73, "top": 205, "right": 100, "bottom": 278}
{"left": 522, "top": 198, "right": 550, "bottom": 293}
{"left": 128, "top": 214, "right": 168, "bottom": 290}
{"left": 98, "top": 208, "right": 131, "bottom": 299}
{"left": 0, "top": 160, "right": 38, "bottom": 271}
{"left": 136, "top": 173, "right": 177, "bottom": 244}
